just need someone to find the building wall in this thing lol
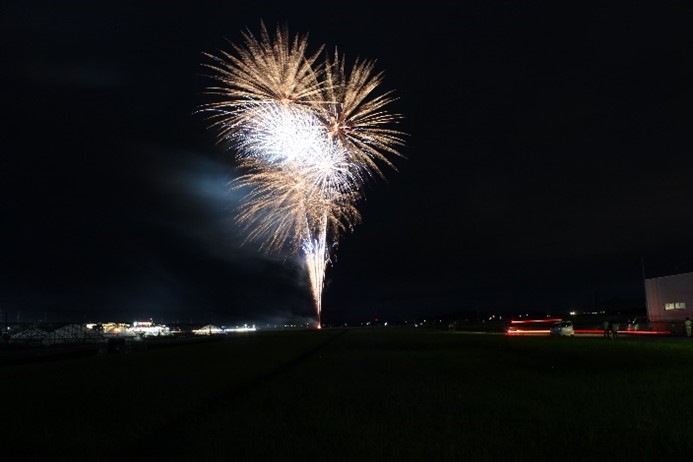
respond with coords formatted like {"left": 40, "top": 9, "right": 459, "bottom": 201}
{"left": 645, "top": 272, "right": 693, "bottom": 324}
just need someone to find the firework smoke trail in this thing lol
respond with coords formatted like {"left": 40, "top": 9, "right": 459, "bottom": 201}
{"left": 200, "top": 22, "right": 405, "bottom": 328}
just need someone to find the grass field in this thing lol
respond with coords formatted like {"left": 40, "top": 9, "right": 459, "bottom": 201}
{"left": 2, "top": 327, "right": 693, "bottom": 461}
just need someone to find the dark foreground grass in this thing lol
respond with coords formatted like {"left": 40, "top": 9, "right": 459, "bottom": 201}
{"left": 3, "top": 328, "right": 693, "bottom": 461}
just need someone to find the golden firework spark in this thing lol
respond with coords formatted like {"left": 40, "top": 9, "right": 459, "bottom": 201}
{"left": 319, "top": 49, "right": 407, "bottom": 182}
{"left": 200, "top": 23, "right": 405, "bottom": 328}
{"left": 200, "top": 21, "right": 324, "bottom": 141}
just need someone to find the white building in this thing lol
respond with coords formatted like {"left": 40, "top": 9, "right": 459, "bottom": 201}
{"left": 192, "top": 324, "right": 224, "bottom": 335}
{"left": 43, "top": 324, "right": 102, "bottom": 345}
{"left": 645, "top": 272, "right": 693, "bottom": 330}
{"left": 130, "top": 321, "right": 171, "bottom": 337}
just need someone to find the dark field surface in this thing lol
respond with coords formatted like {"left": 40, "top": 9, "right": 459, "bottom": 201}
{"left": 3, "top": 328, "right": 693, "bottom": 461}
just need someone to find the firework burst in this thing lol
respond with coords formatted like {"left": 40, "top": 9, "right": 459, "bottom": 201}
{"left": 200, "top": 22, "right": 405, "bottom": 327}
{"left": 319, "top": 49, "right": 406, "bottom": 181}
{"left": 200, "top": 22, "right": 323, "bottom": 141}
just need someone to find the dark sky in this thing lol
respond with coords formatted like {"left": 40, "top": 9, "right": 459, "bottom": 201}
{"left": 3, "top": 1, "right": 693, "bottom": 324}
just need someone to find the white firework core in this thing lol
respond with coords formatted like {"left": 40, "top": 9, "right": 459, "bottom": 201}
{"left": 238, "top": 104, "right": 325, "bottom": 165}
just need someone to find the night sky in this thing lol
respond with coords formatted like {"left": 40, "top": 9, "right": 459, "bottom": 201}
{"left": 4, "top": 1, "right": 693, "bottom": 324}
